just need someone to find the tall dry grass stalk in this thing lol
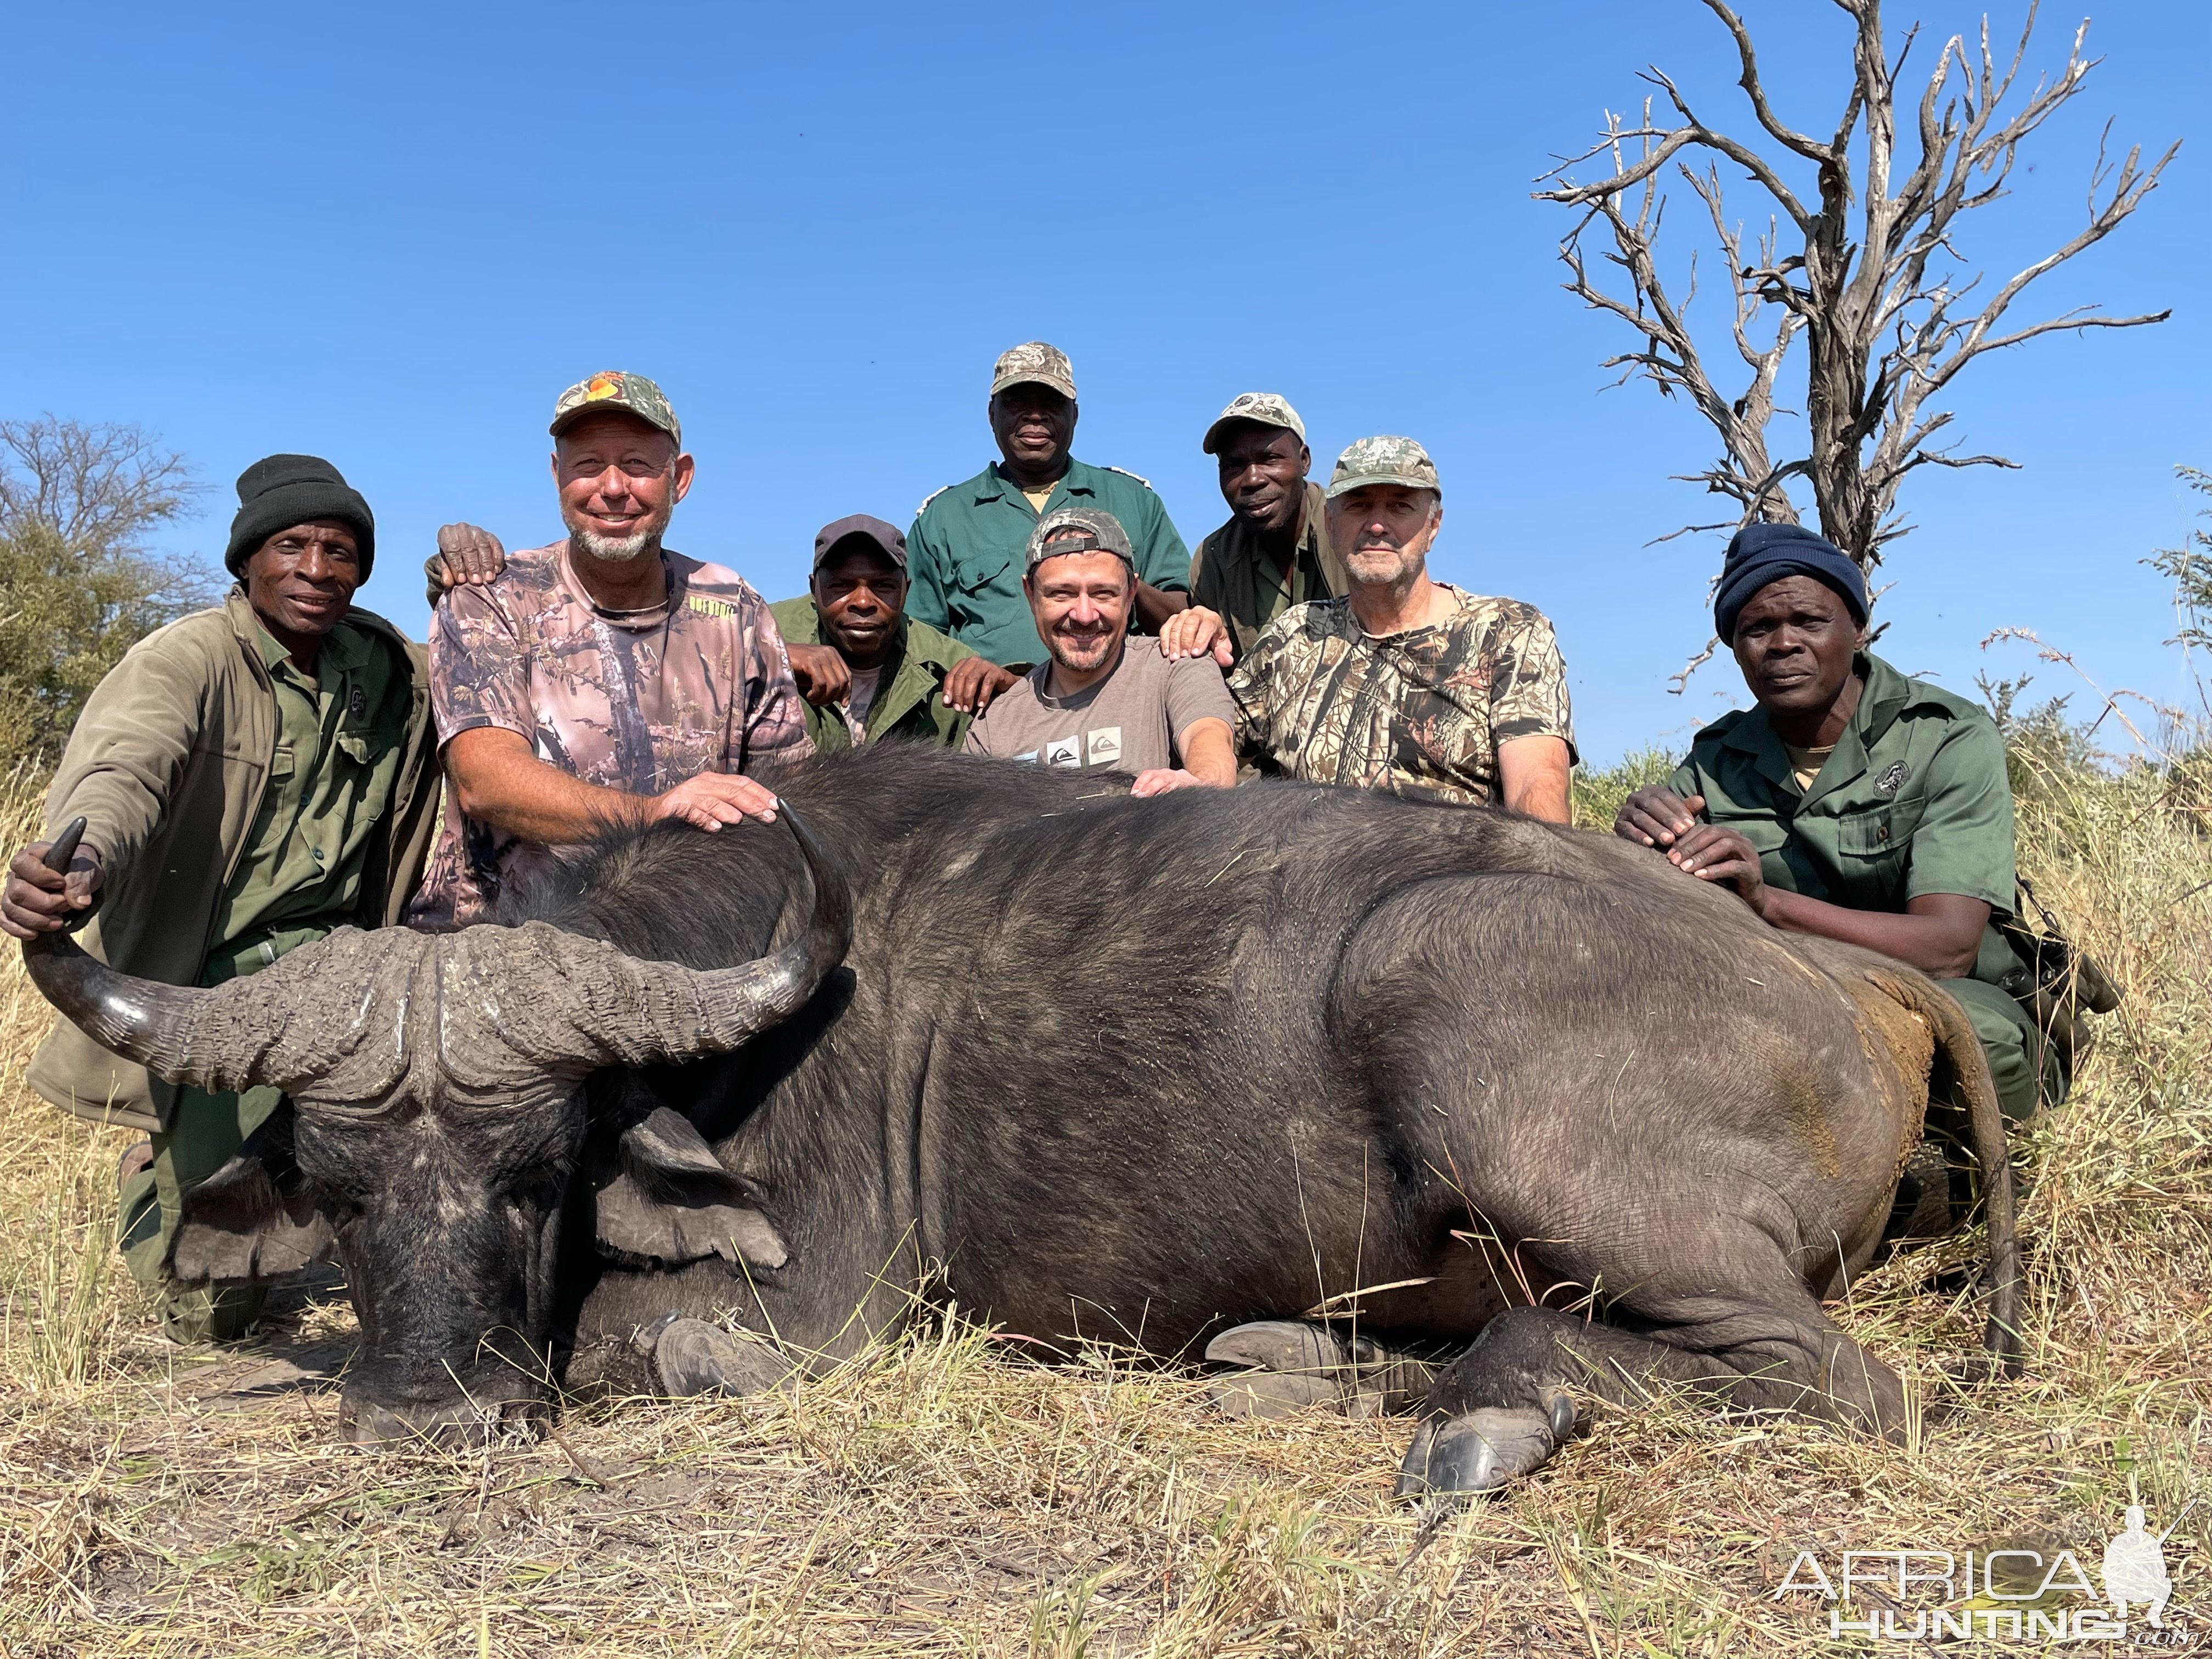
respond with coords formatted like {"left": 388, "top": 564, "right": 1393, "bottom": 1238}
{"left": 0, "top": 748, "right": 2205, "bottom": 1656}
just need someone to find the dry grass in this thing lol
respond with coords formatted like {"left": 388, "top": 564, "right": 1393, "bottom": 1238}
{"left": 2, "top": 752, "right": 2208, "bottom": 1657}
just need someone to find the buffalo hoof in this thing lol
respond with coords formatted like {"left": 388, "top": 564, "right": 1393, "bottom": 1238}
{"left": 1205, "top": 1321, "right": 1435, "bottom": 1420}
{"left": 1393, "top": 1392, "right": 1575, "bottom": 1505}
{"left": 648, "top": 1317, "right": 795, "bottom": 1398}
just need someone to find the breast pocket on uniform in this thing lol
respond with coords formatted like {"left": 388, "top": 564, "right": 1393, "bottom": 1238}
{"left": 1705, "top": 804, "right": 1790, "bottom": 858}
{"left": 954, "top": 551, "right": 1014, "bottom": 597}
{"left": 335, "top": 728, "right": 395, "bottom": 771}
{"left": 948, "top": 551, "right": 1017, "bottom": 634}
{"left": 1837, "top": 805, "right": 1912, "bottom": 859}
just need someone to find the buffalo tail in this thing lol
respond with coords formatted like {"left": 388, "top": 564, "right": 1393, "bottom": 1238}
{"left": 1868, "top": 966, "right": 2024, "bottom": 1377}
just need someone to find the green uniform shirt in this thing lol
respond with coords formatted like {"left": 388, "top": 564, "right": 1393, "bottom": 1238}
{"left": 767, "top": 598, "right": 981, "bottom": 754}
{"left": 907, "top": 457, "right": 1190, "bottom": 667}
{"left": 206, "top": 618, "right": 412, "bottom": 956}
{"left": 1187, "top": 482, "right": 1351, "bottom": 664}
{"left": 1669, "top": 651, "right": 2019, "bottom": 986}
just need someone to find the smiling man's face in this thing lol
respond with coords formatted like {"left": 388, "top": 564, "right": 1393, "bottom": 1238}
{"left": 1729, "top": 574, "right": 1861, "bottom": 717}
{"left": 812, "top": 544, "right": 908, "bottom": 669}
{"left": 1216, "top": 423, "right": 1310, "bottom": 536}
{"left": 242, "top": 520, "right": 362, "bottom": 650}
{"left": 552, "top": 409, "right": 693, "bottom": 565}
{"left": 989, "top": 383, "right": 1077, "bottom": 477}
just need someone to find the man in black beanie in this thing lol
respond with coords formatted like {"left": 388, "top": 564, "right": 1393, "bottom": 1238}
{"left": 2, "top": 454, "right": 500, "bottom": 1344}
{"left": 1612, "top": 519, "right": 2067, "bottom": 1133}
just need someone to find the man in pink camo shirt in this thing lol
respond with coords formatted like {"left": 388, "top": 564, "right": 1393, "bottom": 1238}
{"left": 408, "top": 371, "right": 812, "bottom": 927}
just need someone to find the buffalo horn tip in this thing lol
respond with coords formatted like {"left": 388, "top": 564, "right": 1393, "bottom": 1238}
{"left": 43, "top": 816, "right": 88, "bottom": 874}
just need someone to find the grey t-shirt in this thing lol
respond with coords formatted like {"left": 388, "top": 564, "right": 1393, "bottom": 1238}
{"left": 964, "top": 639, "right": 1234, "bottom": 775}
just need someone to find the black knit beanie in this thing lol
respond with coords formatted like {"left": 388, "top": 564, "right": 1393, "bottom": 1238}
{"left": 223, "top": 454, "right": 376, "bottom": 579}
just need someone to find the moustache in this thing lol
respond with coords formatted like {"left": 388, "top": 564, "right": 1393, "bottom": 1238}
{"left": 1354, "top": 533, "right": 1407, "bottom": 552}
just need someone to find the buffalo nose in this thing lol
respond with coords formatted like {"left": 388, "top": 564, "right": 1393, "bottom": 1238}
{"left": 340, "top": 1391, "right": 549, "bottom": 1450}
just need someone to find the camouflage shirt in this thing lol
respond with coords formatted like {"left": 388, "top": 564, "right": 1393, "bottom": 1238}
{"left": 408, "top": 540, "right": 812, "bottom": 926}
{"left": 1227, "top": 586, "right": 1576, "bottom": 806}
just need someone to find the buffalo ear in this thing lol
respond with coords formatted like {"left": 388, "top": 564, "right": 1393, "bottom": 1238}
{"left": 167, "top": 1104, "right": 336, "bottom": 1284}
{"left": 594, "top": 1107, "right": 789, "bottom": 1270}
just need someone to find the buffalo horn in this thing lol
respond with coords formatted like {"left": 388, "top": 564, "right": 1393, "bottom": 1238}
{"left": 547, "top": 802, "right": 854, "bottom": 1068}
{"left": 20, "top": 817, "right": 291, "bottom": 1094}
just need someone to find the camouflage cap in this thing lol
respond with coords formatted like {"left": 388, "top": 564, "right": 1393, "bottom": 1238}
{"left": 1025, "top": 506, "right": 1133, "bottom": 572}
{"left": 549, "top": 371, "right": 682, "bottom": 447}
{"left": 1201, "top": 392, "right": 1307, "bottom": 455}
{"left": 1325, "top": 435, "right": 1441, "bottom": 500}
{"left": 990, "top": 341, "right": 1077, "bottom": 401}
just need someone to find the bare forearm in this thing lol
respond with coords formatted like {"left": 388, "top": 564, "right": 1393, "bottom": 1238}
{"left": 1180, "top": 720, "right": 1237, "bottom": 788}
{"left": 450, "top": 740, "right": 647, "bottom": 845}
{"left": 1756, "top": 890, "right": 1978, "bottom": 978}
{"left": 1498, "top": 736, "right": 1573, "bottom": 825}
{"left": 1504, "top": 771, "right": 1570, "bottom": 824}
{"left": 1132, "top": 582, "right": 1191, "bottom": 631}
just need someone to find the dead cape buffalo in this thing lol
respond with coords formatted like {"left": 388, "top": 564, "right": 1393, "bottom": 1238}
{"left": 26, "top": 744, "right": 2018, "bottom": 1498}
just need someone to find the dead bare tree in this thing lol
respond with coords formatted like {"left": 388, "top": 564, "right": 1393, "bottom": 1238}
{"left": 1536, "top": 0, "right": 2177, "bottom": 669}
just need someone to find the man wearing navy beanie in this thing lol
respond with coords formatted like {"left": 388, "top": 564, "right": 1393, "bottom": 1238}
{"left": 1709, "top": 521, "right": 1869, "bottom": 646}
{"left": 1612, "top": 516, "right": 2067, "bottom": 1132}
{"left": 4, "top": 454, "right": 500, "bottom": 1345}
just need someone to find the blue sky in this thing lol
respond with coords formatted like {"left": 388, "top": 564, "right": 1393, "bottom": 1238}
{"left": 5, "top": 1, "right": 2205, "bottom": 764}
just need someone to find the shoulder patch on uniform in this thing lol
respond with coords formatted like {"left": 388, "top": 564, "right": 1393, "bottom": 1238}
{"left": 914, "top": 484, "right": 952, "bottom": 518}
{"left": 1102, "top": 465, "right": 1152, "bottom": 489}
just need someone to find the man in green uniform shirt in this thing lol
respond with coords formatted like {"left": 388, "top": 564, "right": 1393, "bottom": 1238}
{"left": 3, "top": 456, "right": 496, "bottom": 1342}
{"left": 1613, "top": 522, "right": 2063, "bottom": 1121}
{"left": 772, "top": 514, "right": 1018, "bottom": 751}
{"left": 907, "top": 341, "right": 1191, "bottom": 666}
{"left": 1161, "top": 392, "right": 1348, "bottom": 666}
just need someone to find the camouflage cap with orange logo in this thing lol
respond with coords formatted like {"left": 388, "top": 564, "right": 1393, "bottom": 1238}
{"left": 549, "top": 371, "right": 682, "bottom": 448}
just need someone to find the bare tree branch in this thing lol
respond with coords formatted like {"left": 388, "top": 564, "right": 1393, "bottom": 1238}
{"left": 1701, "top": 0, "right": 1836, "bottom": 163}
{"left": 0, "top": 416, "right": 204, "bottom": 557}
{"left": 1668, "top": 636, "right": 1723, "bottom": 695}
{"left": 1534, "top": 0, "right": 2177, "bottom": 689}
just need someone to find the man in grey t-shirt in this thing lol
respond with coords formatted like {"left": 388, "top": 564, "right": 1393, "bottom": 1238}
{"left": 965, "top": 508, "right": 1235, "bottom": 796}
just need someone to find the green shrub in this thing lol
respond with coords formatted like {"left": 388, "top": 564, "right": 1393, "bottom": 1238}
{"left": 1571, "top": 746, "right": 1680, "bottom": 833}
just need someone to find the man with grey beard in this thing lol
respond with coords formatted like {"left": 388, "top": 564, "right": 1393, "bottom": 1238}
{"left": 408, "top": 371, "right": 812, "bottom": 927}
{"left": 1223, "top": 436, "right": 1575, "bottom": 819}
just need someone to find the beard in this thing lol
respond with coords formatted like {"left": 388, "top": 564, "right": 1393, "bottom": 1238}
{"left": 1047, "top": 620, "right": 1120, "bottom": 673}
{"left": 571, "top": 524, "right": 662, "bottom": 565}
{"left": 1346, "top": 535, "right": 1425, "bottom": 589}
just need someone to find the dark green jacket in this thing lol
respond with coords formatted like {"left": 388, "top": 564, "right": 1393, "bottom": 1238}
{"left": 1188, "top": 483, "right": 1350, "bottom": 663}
{"left": 769, "top": 598, "right": 979, "bottom": 753}
{"left": 1669, "top": 651, "right": 2019, "bottom": 985}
